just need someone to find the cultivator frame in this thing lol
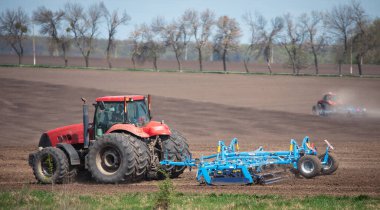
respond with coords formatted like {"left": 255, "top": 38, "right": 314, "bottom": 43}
{"left": 160, "top": 136, "right": 337, "bottom": 185}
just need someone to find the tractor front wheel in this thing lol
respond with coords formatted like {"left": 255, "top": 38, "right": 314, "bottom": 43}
{"left": 32, "top": 147, "right": 69, "bottom": 184}
{"left": 297, "top": 155, "right": 321, "bottom": 179}
{"left": 88, "top": 133, "right": 145, "bottom": 183}
{"left": 318, "top": 153, "right": 339, "bottom": 175}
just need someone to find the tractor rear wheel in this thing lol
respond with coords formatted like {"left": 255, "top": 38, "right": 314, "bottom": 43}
{"left": 297, "top": 155, "right": 321, "bottom": 179}
{"left": 32, "top": 147, "right": 69, "bottom": 184}
{"left": 161, "top": 130, "right": 190, "bottom": 178}
{"left": 88, "top": 133, "right": 145, "bottom": 183}
{"left": 318, "top": 153, "right": 339, "bottom": 175}
{"left": 131, "top": 136, "right": 151, "bottom": 180}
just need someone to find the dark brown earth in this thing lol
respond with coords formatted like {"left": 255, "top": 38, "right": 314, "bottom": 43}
{"left": 0, "top": 66, "right": 379, "bottom": 196}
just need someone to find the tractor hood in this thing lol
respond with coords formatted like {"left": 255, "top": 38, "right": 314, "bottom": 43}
{"left": 39, "top": 123, "right": 85, "bottom": 147}
{"left": 106, "top": 120, "right": 171, "bottom": 138}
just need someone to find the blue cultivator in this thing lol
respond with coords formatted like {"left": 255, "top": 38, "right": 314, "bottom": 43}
{"left": 160, "top": 136, "right": 338, "bottom": 185}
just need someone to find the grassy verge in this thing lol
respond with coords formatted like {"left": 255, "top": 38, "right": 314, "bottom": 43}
{"left": 0, "top": 188, "right": 379, "bottom": 210}
{"left": 1, "top": 63, "right": 379, "bottom": 78}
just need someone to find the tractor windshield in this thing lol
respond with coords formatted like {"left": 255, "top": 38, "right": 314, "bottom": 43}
{"left": 94, "top": 100, "right": 150, "bottom": 137}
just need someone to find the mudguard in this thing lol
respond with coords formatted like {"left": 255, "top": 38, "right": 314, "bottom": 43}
{"left": 106, "top": 121, "right": 171, "bottom": 137}
{"left": 56, "top": 143, "right": 81, "bottom": 165}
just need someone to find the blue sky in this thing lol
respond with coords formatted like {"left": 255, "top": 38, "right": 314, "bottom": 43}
{"left": 2, "top": 0, "right": 380, "bottom": 42}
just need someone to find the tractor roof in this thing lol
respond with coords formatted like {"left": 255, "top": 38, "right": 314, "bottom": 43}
{"left": 96, "top": 95, "right": 145, "bottom": 102}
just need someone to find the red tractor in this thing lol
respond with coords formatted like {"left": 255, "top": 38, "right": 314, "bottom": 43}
{"left": 28, "top": 95, "right": 190, "bottom": 184}
{"left": 312, "top": 92, "right": 366, "bottom": 116}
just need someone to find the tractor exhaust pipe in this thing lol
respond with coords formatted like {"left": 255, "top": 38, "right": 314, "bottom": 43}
{"left": 81, "top": 98, "right": 89, "bottom": 149}
{"left": 147, "top": 94, "right": 152, "bottom": 119}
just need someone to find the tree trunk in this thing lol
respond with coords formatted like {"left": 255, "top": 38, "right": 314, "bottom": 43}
{"left": 106, "top": 38, "right": 112, "bottom": 69}
{"left": 222, "top": 49, "right": 227, "bottom": 72}
{"left": 243, "top": 59, "right": 249, "bottom": 73}
{"left": 131, "top": 56, "right": 136, "bottom": 69}
{"left": 198, "top": 48, "right": 203, "bottom": 72}
{"left": 107, "top": 52, "right": 112, "bottom": 69}
{"left": 63, "top": 50, "right": 68, "bottom": 67}
{"left": 18, "top": 54, "right": 22, "bottom": 65}
{"left": 84, "top": 56, "right": 89, "bottom": 67}
{"left": 266, "top": 58, "right": 272, "bottom": 75}
{"left": 311, "top": 46, "right": 319, "bottom": 75}
{"left": 175, "top": 52, "right": 182, "bottom": 72}
{"left": 357, "top": 54, "right": 363, "bottom": 76}
{"left": 338, "top": 61, "right": 342, "bottom": 76}
{"left": 61, "top": 43, "right": 68, "bottom": 67}
{"left": 153, "top": 56, "right": 158, "bottom": 71}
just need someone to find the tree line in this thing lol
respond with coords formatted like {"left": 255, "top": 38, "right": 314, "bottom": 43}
{"left": 0, "top": 1, "right": 379, "bottom": 75}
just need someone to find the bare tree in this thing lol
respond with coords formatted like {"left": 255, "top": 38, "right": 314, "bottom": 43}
{"left": 161, "top": 11, "right": 194, "bottom": 72}
{"left": 129, "top": 18, "right": 166, "bottom": 71}
{"left": 162, "top": 21, "right": 184, "bottom": 71}
{"left": 281, "top": 14, "right": 307, "bottom": 75}
{"left": 190, "top": 9, "right": 215, "bottom": 71}
{"left": 65, "top": 3, "right": 103, "bottom": 67}
{"left": 325, "top": 3, "right": 354, "bottom": 75}
{"left": 242, "top": 13, "right": 283, "bottom": 74}
{"left": 214, "top": 16, "right": 241, "bottom": 72}
{"left": 263, "top": 17, "right": 284, "bottom": 74}
{"left": 0, "top": 8, "right": 29, "bottom": 65}
{"left": 102, "top": 4, "right": 130, "bottom": 69}
{"left": 364, "top": 19, "right": 380, "bottom": 65}
{"left": 129, "top": 25, "right": 144, "bottom": 69}
{"left": 350, "top": 0, "right": 376, "bottom": 75}
{"left": 145, "top": 18, "right": 166, "bottom": 71}
{"left": 300, "top": 11, "right": 326, "bottom": 75}
{"left": 242, "top": 12, "right": 265, "bottom": 73}
{"left": 33, "top": 6, "right": 71, "bottom": 66}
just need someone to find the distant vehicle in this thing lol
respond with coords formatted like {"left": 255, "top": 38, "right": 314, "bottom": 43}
{"left": 312, "top": 92, "right": 366, "bottom": 116}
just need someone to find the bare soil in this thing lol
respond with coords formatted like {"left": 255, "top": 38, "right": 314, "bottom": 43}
{"left": 0, "top": 66, "right": 379, "bottom": 196}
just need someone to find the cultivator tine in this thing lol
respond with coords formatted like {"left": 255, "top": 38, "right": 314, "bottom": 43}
{"left": 261, "top": 176, "right": 285, "bottom": 185}
{"left": 259, "top": 171, "right": 287, "bottom": 185}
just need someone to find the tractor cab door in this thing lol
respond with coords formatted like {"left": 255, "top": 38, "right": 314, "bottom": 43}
{"left": 94, "top": 102, "right": 124, "bottom": 137}
{"left": 126, "top": 100, "right": 150, "bottom": 127}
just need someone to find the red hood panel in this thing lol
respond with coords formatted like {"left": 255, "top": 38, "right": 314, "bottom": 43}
{"left": 45, "top": 123, "right": 84, "bottom": 146}
{"left": 143, "top": 121, "right": 171, "bottom": 136}
{"left": 107, "top": 121, "right": 171, "bottom": 137}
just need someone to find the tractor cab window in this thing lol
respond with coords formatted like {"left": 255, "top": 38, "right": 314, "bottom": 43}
{"left": 323, "top": 94, "right": 338, "bottom": 102}
{"left": 94, "top": 100, "right": 150, "bottom": 137}
{"left": 127, "top": 100, "right": 150, "bottom": 126}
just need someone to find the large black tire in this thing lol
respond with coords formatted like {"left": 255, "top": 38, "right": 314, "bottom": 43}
{"left": 32, "top": 147, "right": 69, "bottom": 184}
{"left": 133, "top": 137, "right": 151, "bottom": 180}
{"left": 88, "top": 133, "right": 147, "bottom": 183}
{"left": 318, "top": 153, "right": 339, "bottom": 175}
{"left": 161, "top": 130, "right": 190, "bottom": 178}
{"left": 297, "top": 155, "right": 321, "bottom": 179}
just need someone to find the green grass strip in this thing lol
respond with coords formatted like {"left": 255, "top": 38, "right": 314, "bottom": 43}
{"left": 0, "top": 189, "right": 379, "bottom": 210}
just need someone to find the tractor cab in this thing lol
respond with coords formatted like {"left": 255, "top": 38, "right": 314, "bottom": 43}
{"left": 94, "top": 95, "right": 151, "bottom": 137}
{"left": 321, "top": 92, "right": 339, "bottom": 106}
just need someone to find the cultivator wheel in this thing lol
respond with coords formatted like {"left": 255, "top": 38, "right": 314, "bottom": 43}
{"left": 161, "top": 130, "right": 190, "bottom": 178}
{"left": 318, "top": 153, "right": 339, "bottom": 175}
{"left": 32, "top": 147, "right": 69, "bottom": 184}
{"left": 88, "top": 133, "right": 144, "bottom": 183}
{"left": 297, "top": 155, "right": 321, "bottom": 179}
